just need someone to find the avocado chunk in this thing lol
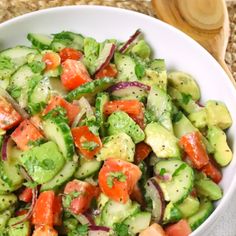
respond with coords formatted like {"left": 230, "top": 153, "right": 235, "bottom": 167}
{"left": 21, "top": 141, "right": 65, "bottom": 184}
{"left": 147, "top": 85, "right": 173, "bottom": 132}
{"left": 163, "top": 202, "right": 182, "bottom": 224}
{"left": 131, "top": 39, "right": 151, "bottom": 59}
{"left": 168, "top": 71, "right": 201, "bottom": 101}
{"left": 7, "top": 215, "right": 30, "bottom": 236}
{"left": 188, "top": 108, "right": 207, "bottom": 129}
{"left": 145, "top": 122, "right": 180, "bottom": 158}
{"left": 206, "top": 100, "right": 232, "bottom": 130}
{"left": 0, "top": 194, "right": 17, "bottom": 212}
{"left": 207, "top": 126, "right": 232, "bottom": 166}
{"left": 176, "top": 195, "right": 200, "bottom": 218}
{"left": 195, "top": 178, "right": 222, "bottom": 201}
{"left": 96, "top": 133, "right": 135, "bottom": 162}
{"left": 107, "top": 111, "right": 145, "bottom": 144}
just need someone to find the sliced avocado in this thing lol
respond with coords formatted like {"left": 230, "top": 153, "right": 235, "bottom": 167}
{"left": 168, "top": 71, "right": 201, "bottom": 101}
{"left": 107, "top": 111, "right": 145, "bottom": 144}
{"left": 176, "top": 195, "right": 200, "bottom": 218}
{"left": 131, "top": 39, "right": 151, "bottom": 59}
{"left": 0, "top": 194, "right": 17, "bottom": 212}
{"left": 147, "top": 85, "right": 173, "bottom": 132}
{"left": 96, "top": 133, "right": 135, "bottom": 162}
{"left": 163, "top": 202, "right": 182, "bottom": 224}
{"left": 7, "top": 215, "right": 30, "bottom": 236}
{"left": 207, "top": 126, "right": 232, "bottom": 166}
{"left": 114, "top": 52, "right": 138, "bottom": 82}
{"left": 21, "top": 141, "right": 65, "bottom": 184}
{"left": 188, "top": 108, "right": 208, "bottom": 129}
{"left": 206, "top": 100, "right": 232, "bottom": 130}
{"left": 145, "top": 122, "right": 180, "bottom": 158}
{"left": 195, "top": 178, "right": 222, "bottom": 201}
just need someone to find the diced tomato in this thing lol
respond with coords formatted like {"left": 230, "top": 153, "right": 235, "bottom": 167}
{"left": 95, "top": 64, "right": 118, "bottom": 79}
{"left": 130, "top": 184, "right": 145, "bottom": 207}
{"left": 165, "top": 219, "right": 192, "bottom": 236}
{"left": 43, "top": 96, "right": 79, "bottom": 125}
{"left": 64, "top": 180, "right": 98, "bottom": 215}
{"left": 179, "top": 131, "right": 209, "bottom": 169}
{"left": 129, "top": 112, "right": 145, "bottom": 129}
{"left": 11, "top": 119, "right": 44, "bottom": 151}
{"left": 104, "top": 100, "right": 143, "bottom": 117}
{"left": 98, "top": 159, "right": 142, "bottom": 203}
{"left": 134, "top": 142, "right": 152, "bottom": 164}
{"left": 16, "top": 209, "right": 28, "bottom": 216}
{"left": 201, "top": 160, "right": 222, "bottom": 183}
{"left": 42, "top": 52, "right": 61, "bottom": 71}
{"left": 0, "top": 96, "right": 22, "bottom": 130}
{"left": 61, "top": 59, "right": 92, "bottom": 90}
{"left": 32, "top": 191, "right": 55, "bottom": 227}
{"left": 52, "top": 195, "right": 62, "bottom": 226}
{"left": 59, "top": 48, "right": 83, "bottom": 63}
{"left": 140, "top": 223, "right": 166, "bottom": 236}
{"left": 19, "top": 187, "right": 33, "bottom": 203}
{"left": 71, "top": 126, "right": 102, "bottom": 159}
{"left": 32, "top": 225, "right": 58, "bottom": 236}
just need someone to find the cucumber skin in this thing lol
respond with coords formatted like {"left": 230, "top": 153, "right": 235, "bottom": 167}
{"left": 27, "top": 33, "right": 52, "bottom": 50}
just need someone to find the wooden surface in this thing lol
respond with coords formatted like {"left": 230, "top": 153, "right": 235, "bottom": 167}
{"left": 152, "top": 0, "right": 235, "bottom": 84}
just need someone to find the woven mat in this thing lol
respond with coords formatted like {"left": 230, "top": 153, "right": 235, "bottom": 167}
{"left": 0, "top": 0, "right": 235, "bottom": 79}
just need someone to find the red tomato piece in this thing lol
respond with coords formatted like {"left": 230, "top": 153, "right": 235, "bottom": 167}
{"left": 64, "top": 180, "right": 98, "bottom": 215}
{"left": 42, "top": 52, "right": 61, "bottom": 71}
{"left": 71, "top": 126, "right": 102, "bottom": 159}
{"left": 11, "top": 119, "right": 44, "bottom": 151}
{"left": 104, "top": 100, "right": 143, "bottom": 116}
{"left": 43, "top": 96, "right": 79, "bottom": 125}
{"left": 134, "top": 142, "right": 152, "bottom": 164}
{"left": 140, "top": 223, "right": 166, "bottom": 236}
{"left": 15, "top": 209, "right": 29, "bottom": 216}
{"left": 32, "top": 191, "right": 55, "bottom": 227}
{"left": 165, "top": 219, "right": 192, "bottom": 236}
{"left": 98, "top": 159, "right": 142, "bottom": 203}
{"left": 19, "top": 187, "right": 33, "bottom": 203}
{"left": 95, "top": 64, "right": 118, "bottom": 79}
{"left": 201, "top": 160, "right": 222, "bottom": 183}
{"left": 61, "top": 59, "right": 92, "bottom": 90}
{"left": 59, "top": 48, "right": 83, "bottom": 62}
{"left": 0, "top": 97, "right": 22, "bottom": 130}
{"left": 52, "top": 195, "right": 63, "bottom": 226}
{"left": 30, "top": 115, "right": 43, "bottom": 131}
{"left": 32, "top": 225, "right": 58, "bottom": 236}
{"left": 179, "top": 131, "right": 209, "bottom": 169}
{"left": 129, "top": 112, "right": 145, "bottom": 130}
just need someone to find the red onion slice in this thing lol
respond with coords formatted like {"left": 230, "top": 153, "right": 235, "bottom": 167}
{"left": 119, "top": 29, "right": 141, "bottom": 53}
{"left": 0, "top": 88, "right": 29, "bottom": 119}
{"left": 109, "top": 81, "right": 150, "bottom": 92}
{"left": 74, "top": 212, "right": 95, "bottom": 225}
{"left": 94, "top": 43, "right": 116, "bottom": 75}
{"left": 1, "top": 135, "right": 10, "bottom": 161}
{"left": 88, "top": 225, "right": 110, "bottom": 236}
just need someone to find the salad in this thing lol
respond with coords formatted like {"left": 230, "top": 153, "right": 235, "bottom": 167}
{"left": 0, "top": 29, "right": 233, "bottom": 236}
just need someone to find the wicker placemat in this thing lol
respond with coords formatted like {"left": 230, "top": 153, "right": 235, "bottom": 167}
{"left": 0, "top": 0, "right": 235, "bottom": 79}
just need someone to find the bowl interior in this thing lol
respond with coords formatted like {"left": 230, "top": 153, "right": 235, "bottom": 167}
{"left": 0, "top": 6, "right": 235, "bottom": 235}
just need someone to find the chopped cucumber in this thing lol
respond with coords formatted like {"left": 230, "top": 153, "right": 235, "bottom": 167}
{"left": 27, "top": 33, "right": 53, "bottom": 50}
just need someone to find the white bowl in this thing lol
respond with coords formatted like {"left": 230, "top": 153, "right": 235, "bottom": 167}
{"left": 0, "top": 5, "right": 235, "bottom": 235}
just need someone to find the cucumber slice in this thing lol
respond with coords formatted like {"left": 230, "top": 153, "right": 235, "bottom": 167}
{"left": 40, "top": 161, "right": 77, "bottom": 191}
{"left": 42, "top": 118, "right": 75, "bottom": 160}
{"left": 163, "top": 202, "right": 182, "bottom": 224}
{"left": 0, "top": 194, "right": 17, "bottom": 212}
{"left": 187, "top": 199, "right": 214, "bottom": 230}
{"left": 123, "top": 212, "right": 151, "bottom": 234}
{"left": 101, "top": 200, "right": 139, "bottom": 227}
{"left": 65, "top": 77, "right": 115, "bottom": 102}
{"left": 8, "top": 65, "right": 35, "bottom": 108}
{"left": 74, "top": 158, "right": 101, "bottom": 179}
{"left": 95, "top": 92, "right": 109, "bottom": 137}
{"left": 0, "top": 207, "right": 14, "bottom": 231}
{"left": 28, "top": 77, "right": 51, "bottom": 114}
{"left": 154, "top": 159, "right": 194, "bottom": 203}
{"left": 27, "top": 33, "right": 52, "bottom": 50}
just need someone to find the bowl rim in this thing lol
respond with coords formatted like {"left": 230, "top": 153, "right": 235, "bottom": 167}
{"left": 0, "top": 5, "right": 235, "bottom": 235}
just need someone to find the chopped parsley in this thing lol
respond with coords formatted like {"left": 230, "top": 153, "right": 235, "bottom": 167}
{"left": 23, "top": 181, "right": 38, "bottom": 188}
{"left": 28, "top": 60, "right": 46, "bottom": 73}
{"left": 27, "top": 138, "right": 46, "bottom": 147}
{"left": 76, "top": 224, "right": 88, "bottom": 236}
{"left": 172, "top": 111, "right": 183, "bottom": 123}
{"left": 181, "top": 93, "right": 192, "bottom": 105}
{"left": 40, "top": 159, "right": 55, "bottom": 170}
{"left": 159, "top": 168, "right": 167, "bottom": 176}
{"left": 114, "top": 223, "right": 129, "bottom": 236}
{"left": 81, "top": 141, "right": 99, "bottom": 151}
{"left": 8, "top": 86, "right": 21, "bottom": 99}
{"left": 0, "top": 56, "right": 14, "bottom": 70}
{"left": 172, "top": 163, "right": 187, "bottom": 177}
{"left": 107, "top": 171, "right": 127, "bottom": 188}
{"left": 135, "top": 63, "right": 145, "bottom": 79}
